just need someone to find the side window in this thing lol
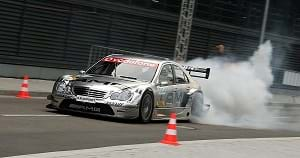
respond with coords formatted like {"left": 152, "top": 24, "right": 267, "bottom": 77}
{"left": 159, "top": 65, "right": 174, "bottom": 85}
{"left": 174, "top": 65, "right": 189, "bottom": 84}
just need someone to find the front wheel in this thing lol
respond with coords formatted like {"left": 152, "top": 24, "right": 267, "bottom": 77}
{"left": 138, "top": 91, "right": 154, "bottom": 123}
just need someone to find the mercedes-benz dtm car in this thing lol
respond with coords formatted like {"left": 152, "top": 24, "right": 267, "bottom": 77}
{"left": 47, "top": 54, "right": 210, "bottom": 122}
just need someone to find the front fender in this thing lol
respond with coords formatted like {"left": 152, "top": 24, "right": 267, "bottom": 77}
{"left": 128, "top": 84, "right": 154, "bottom": 106}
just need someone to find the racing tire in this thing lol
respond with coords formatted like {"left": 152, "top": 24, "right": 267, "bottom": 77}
{"left": 138, "top": 91, "right": 154, "bottom": 123}
{"left": 191, "top": 92, "right": 204, "bottom": 117}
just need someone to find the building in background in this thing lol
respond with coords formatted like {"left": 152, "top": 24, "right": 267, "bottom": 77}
{"left": 0, "top": 0, "right": 299, "bottom": 89}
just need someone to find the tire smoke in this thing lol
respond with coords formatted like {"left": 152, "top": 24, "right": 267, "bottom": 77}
{"left": 187, "top": 41, "right": 280, "bottom": 129}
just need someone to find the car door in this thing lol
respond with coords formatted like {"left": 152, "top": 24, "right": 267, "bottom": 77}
{"left": 173, "top": 65, "right": 190, "bottom": 107}
{"left": 156, "top": 64, "right": 176, "bottom": 108}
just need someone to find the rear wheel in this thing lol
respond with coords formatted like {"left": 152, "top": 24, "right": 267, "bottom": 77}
{"left": 138, "top": 91, "right": 154, "bottom": 123}
{"left": 191, "top": 92, "right": 204, "bottom": 117}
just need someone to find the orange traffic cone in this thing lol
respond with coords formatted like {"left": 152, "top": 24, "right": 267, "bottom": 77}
{"left": 16, "top": 75, "right": 31, "bottom": 99}
{"left": 160, "top": 112, "right": 180, "bottom": 146}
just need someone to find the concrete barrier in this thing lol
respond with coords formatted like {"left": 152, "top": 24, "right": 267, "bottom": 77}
{"left": 0, "top": 63, "right": 78, "bottom": 80}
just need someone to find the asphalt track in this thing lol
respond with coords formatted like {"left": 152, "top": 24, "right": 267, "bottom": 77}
{"left": 1, "top": 96, "right": 300, "bottom": 157}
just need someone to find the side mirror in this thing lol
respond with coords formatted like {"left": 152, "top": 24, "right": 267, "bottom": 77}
{"left": 159, "top": 81, "right": 169, "bottom": 86}
{"left": 203, "top": 104, "right": 211, "bottom": 111}
{"left": 79, "top": 70, "right": 86, "bottom": 75}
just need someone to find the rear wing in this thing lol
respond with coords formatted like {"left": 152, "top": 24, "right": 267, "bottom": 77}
{"left": 183, "top": 66, "right": 210, "bottom": 79}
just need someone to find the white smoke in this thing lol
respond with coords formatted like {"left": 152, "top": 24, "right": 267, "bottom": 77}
{"left": 188, "top": 41, "right": 279, "bottom": 129}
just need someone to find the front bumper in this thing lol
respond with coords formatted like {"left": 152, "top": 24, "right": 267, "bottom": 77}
{"left": 47, "top": 94, "right": 139, "bottom": 119}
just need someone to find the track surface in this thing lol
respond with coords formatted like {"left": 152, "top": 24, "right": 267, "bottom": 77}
{"left": 1, "top": 96, "right": 300, "bottom": 157}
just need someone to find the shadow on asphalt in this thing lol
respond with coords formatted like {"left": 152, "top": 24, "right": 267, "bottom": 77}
{"left": 45, "top": 109, "right": 190, "bottom": 124}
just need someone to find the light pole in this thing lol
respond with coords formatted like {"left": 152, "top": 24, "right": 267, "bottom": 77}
{"left": 259, "top": 0, "right": 270, "bottom": 44}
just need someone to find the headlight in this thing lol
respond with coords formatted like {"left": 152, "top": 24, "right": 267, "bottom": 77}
{"left": 56, "top": 82, "right": 67, "bottom": 93}
{"left": 56, "top": 81, "right": 71, "bottom": 94}
{"left": 110, "top": 90, "right": 132, "bottom": 101}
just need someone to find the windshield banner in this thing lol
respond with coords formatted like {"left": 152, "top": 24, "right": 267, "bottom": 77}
{"left": 102, "top": 57, "right": 158, "bottom": 67}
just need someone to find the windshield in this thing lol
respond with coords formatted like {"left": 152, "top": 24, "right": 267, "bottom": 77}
{"left": 86, "top": 57, "right": 158, "bottom": 82}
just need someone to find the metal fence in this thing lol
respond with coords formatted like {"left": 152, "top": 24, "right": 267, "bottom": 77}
{"left": 2, "top": 0, "right": 300, "bottom": 72}
{"left": 272, "top": 68, "right": 300, "bottom": 90}
{"left": 88, "top": 45, "right": 300, "bottom": 90}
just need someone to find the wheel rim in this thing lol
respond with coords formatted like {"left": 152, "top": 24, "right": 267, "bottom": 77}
{"left": 141, "top": 94, "right": 153, "bottom": 120}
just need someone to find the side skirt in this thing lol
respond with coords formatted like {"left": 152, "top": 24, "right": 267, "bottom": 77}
{"left": 152, "top": 107, "right": 191, "bottom": 120}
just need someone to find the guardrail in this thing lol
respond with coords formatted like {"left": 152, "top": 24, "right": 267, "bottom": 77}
{"left": 266, "top": 103, "right": 300, "bottom": 130}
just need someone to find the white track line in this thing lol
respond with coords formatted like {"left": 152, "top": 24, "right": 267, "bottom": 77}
{"left": 0, "top": 95, "right": 46, "bottom": 99}
{"left": 1, "top": 114, "right": 69, "bottom": 117}
{"left": 177, "top": 125, "right": 196, "bottom": 130}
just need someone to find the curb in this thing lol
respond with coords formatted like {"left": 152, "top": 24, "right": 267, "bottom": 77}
{"left": 0, "top": 90, "right": 50, "bottom": 97}
{"left": 4, "top": 137, "right": 300, "bottom": 158}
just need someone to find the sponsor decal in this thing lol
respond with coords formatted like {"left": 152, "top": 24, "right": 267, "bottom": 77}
{"left": 174, "top": 91, "right": 183, "bottom": 104}
{"left": 102, "top": 57, "right": 158, "bottom": 67}
{"left": 166, "top": 92, "right": 173, "bottom": 104}
{"left": 76, "top": 95, "right": 95, "bottom": 103}
{"left": 182, "top": 65, "right": 194, "bottom": 70}
{"left": 107, "top": 101, "right": 124, "bottom": 107}
{"left": 156, "top": 89, "right": 185, "bottom": 107}
{"left": 158, "top": 87, "right": 167, "bottom": 95}
{"left": 156, "top": 95, "right": 166, "bottom": 107}
{"left": 117, "top": 109, "right": 126, "bottom": 112}
{"left": 69, "top": 104, "right": 101, "bottom": 112}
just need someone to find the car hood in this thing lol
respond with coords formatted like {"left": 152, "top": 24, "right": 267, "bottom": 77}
{"left": 70, "top": 75, "right": 148, "bottom": 91}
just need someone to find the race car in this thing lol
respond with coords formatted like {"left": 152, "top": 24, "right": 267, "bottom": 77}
{"left": 47, "top": 54, "right": 210, "bottom": 122}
